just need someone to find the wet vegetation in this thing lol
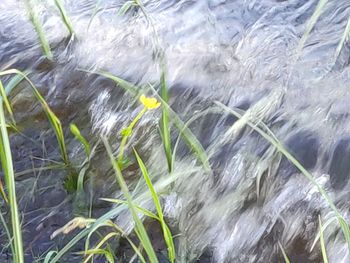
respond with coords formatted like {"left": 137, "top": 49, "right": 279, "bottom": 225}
{"left": 1, "top": 0, "right": 350, "bottom": 262}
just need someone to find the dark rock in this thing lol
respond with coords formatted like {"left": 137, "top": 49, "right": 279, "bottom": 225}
{"left": 286, "top": 130, "right": 319, "bottom": 170}
{"left": 329, "top": 137, "right": 350, "bottom": 189}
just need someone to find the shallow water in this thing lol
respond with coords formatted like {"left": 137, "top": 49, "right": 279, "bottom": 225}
{"left": 1, "top": 0, "right": 350, "bottom": 262}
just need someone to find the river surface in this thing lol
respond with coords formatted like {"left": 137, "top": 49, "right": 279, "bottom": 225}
{"left": 1, "top": 0, "right": 350, "bottom": 262}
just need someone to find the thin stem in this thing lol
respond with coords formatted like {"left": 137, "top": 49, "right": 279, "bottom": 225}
{"left": 118, "top": 108, "right": 147, "bottom": 165}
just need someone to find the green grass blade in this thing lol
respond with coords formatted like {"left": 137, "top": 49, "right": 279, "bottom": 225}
{"left": 102, "top": 137, "right": 159, "bottom": 263}
{"left": 0, "top": 178, "right": 8, "bottom": 203}
{"left": 319, "top": 216, "right": 329, "bottom": 263}
{"left": 25, "top": 0, "right": 53, "bottom": 60}
{"left": 278, "top": 241, "right": 290, "bottom": 263}
{"left": 311, "top": 216, "right": 337, "bottom": 251}
{"left": 4, "top": 73, "right": 26, "bottom": 96}
{"left": 334, "top": 16, "right": 350, "bottom": 64}
{"left": 84, "top": 220, "right": 147, "bottom": 263}
{"left": 0, "top": 208, "right": 14, "bottom": 255}
{"left": 160, "top": 72, "right": 172, "bottom": 172}
{"left": 118, "top": 1, "right": 135, "bottom": 16}
{"left": 339, "top": 217, "right": 350, "bottom": 256}
{"left": 155, "top": 91, "right": 211, "bottom": 172}
{"left": 81, "top": 70, "right": 140, "bottom": 97}
{"left": 43, "top": 251, "right": 57, "bottom": 263}
{"left": 70, "top": 123, "right": 90, "bottom": 157}
{"left": 101, "top": 198, "right": 159, "bottom": 220}
{"left": 171, "top": 107, "right": 222, "bottom": 171}
{"left": 82, "top": 232, "right": 118, "bottom": 263}
{"left": 297, "top": 0, "right": 328, "bottom": 58}
{"left": 0, "top": 80, "right": 13, "bottom": 117}
{"left": 0, "top": 100, "right": 24, "bottom": 263}
{"left": 0, "top": 69, "right": 69, "bottom": 164}
{"left": 134, "top": 149, "right": 175, "bottom": 262}
{"left": 54, "top": 0, "right": 74, "bottom": 35}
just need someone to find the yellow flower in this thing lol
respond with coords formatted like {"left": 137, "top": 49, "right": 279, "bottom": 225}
{"left": 139, "top": 94, "right": 161, "bottom": 109}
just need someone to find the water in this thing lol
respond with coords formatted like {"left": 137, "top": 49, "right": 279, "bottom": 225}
{"left": 1, "top": 0, "right": 350, "bottom": 262}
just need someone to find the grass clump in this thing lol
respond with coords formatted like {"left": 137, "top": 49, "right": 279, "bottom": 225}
{"left": 47, "top": 93, "right": 176, "bottom": 262}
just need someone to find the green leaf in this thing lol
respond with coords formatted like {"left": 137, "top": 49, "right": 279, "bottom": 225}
{"left": 134, "top": 149, "right": 175, "bottom": 262}
{"left": 25, "top": 0, "right": 53, "bottom": 60}
{"left": 54, "top": 0, "right": 74, "bottom": 35}
{"left": 102, "top": 137, "right": 159, "bottom": 263}
{"left": 70, "top": 123, "right": 91, "bottom": 157}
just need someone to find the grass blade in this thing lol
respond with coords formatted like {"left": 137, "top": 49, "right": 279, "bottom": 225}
{"left": 4, "top": 73, "right": 26, "bottom": 96}
{"left": 70, "top": 123, "right": 90, "bottom": 157}
{"left": 160, "top": 72, "right": 172, "bottom": 172}
{"left": 102, "top": 137, "right": 158, "bottom": 263}
{"left": 25, "top": 0, "right": 53, "bottom": 60}
{"left": 0, "top": 98, "right": 24, "bottom": 263}
{"left": 296, "top": 0, "right": 328, "bottom": 58}
{"left": 334, "top": 16, "right": 350, "bottom": 64}
{"left": 84, "top": 219, "right": 147, "bottom": 263}
{"left": 82, "top": 70, "right": 140, "bottom": 97}
{"left": 278, "top": 241, "right": 290, "bottom": 263}
{"left": 0, "top": 69, "right": 69, "bottom": 164}
{"left": 43, "top": 251, "right": 57, "bottom": 263}
{"left": 101, "top": 198, "right": 159, "bottom": 220}
{"left": 0, "top": 178, "right": 8, "bottom": 203}
{"left": 0, "top": 80, "right": 13, "bottom": 118}
{"left": 134, "top": 149, "right": 175, "bottom": 262}
{"left": 0, "top": 207, "right": 14, "bottom": 255}
{"left": 118, "top": 1, "right": 135, "bottom": 16}
{"left": 319, "top": 216, "right": 329, "bottom": 263}
{"left": 82, "top": 232, "right": 118, "bottom": 263}
{"left": 152, "top": 88, "right": 210, "bottom": 172}
{"left": 54, "top": 0, "right": 74, "bottom": 35}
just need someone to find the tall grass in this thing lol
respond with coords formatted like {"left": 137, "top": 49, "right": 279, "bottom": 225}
{"left": 0, "top": 69, "right": 75, "bottom": 262}
{"left": 70, "top": 123, "right": 90, "bottom": 157}
{"left": 334, "top": 16, "right": 350, "bottom": 64}
{"left": 149, "top": 85, "right": 211, "bottom": 172}
{"left": 0, "top": 94, "right": 24, "bottom": 262}
{"left": 319, "top": 216, "right": 329, "bottom": 263}
{"left": 297, "top": 0, "right": 328, "bottom": 57}
{"left": 278, "top": 241, "right": 290, "bottom": 263}
{"left": 160, "top": 71, "right": 172, "bottom": 172}
{"left": 296, "top": 0, "right": 350, "bottom": 70}
{"left": 0, "top": 80, "right": 13, "bottom": 119}
{"left": 102, "top": 137, "right": 159, "bottom": 263}
{"left": 54, "top": 0, "right": 74, "bottom": 36}
{"left": 0, "top": 69, "right": 69, "bottom": 165}
{"left": 25, "top": 0, "right": 53, "bottom": 60}
{"left": 134, "top": 149, "right": 175, "bottom": 262}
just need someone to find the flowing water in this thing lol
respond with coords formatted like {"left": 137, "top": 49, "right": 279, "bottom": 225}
{"left": 1, "top": 0, "right": 350, "bottom": 262}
